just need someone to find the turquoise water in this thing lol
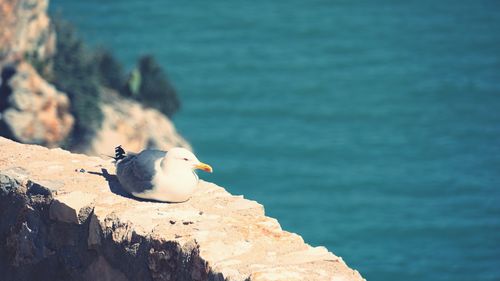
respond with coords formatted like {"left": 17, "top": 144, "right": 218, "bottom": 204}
{"left": 50, "top": 1, "right": 500, "bottom": 280}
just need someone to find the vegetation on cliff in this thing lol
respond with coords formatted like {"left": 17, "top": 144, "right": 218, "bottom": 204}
{"left": 50, "top": 19, "right": 103, "bottom": 145}
{"left": 123, "top": 55, "right": 180, "bottom": 118}
{"left": 43, "top": 17, "right": 181, "bottom": 146}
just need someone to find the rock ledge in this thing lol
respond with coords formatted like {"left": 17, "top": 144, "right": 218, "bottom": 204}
{"left": 0, "top": 137, "right": 364, "bottom": 281}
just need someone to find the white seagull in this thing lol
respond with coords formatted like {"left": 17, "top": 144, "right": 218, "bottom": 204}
{"left": 114, "top": 146, "right": 213, "bottom": 202}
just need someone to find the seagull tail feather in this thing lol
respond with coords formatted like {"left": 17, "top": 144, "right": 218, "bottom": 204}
{"left": 114, "top": 145, "right": 126, "bottom": 162}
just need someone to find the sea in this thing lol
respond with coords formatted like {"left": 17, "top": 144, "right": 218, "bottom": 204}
{"left": 49, "top": 1, "right": 500, "bottom": 280}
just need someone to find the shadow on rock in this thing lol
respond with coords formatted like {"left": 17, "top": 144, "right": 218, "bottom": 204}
{"left": 87, "top": 168, "right": 133, "bottom": 199}
{"left": 87, "top": 168, "right": 161, "bottom": 203}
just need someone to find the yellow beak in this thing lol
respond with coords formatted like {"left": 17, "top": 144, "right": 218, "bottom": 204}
{"left": 195, "top": 162, "right": 213, "bottom": 173}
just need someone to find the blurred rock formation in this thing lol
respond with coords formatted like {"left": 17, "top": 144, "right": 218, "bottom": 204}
{"left": 0, "top": 61, "right": 74, "bottom": 146}
{"left": 0, "top": 0, "right": 55, "bottom": 63}
{"left": 0, "top": 0, "right": 190, "bottom": 154}
{"left": 83, "top": 89, "right": 191, "bottom": 156}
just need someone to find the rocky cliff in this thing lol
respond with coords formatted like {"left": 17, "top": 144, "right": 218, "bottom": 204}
{"left": 0, "top": 137, "right": 364, "bottom": 281}
{"left": 71, "top": 88, "right": 191, "bottom": 155}
{"left": 0, "top": 0, "right": 190, "bottom": 153}
{"left": 0, "top": 61, "right": 74, "bottom": 146}
{"left": 0, "top": 0, "right": 55, "bottom": 63}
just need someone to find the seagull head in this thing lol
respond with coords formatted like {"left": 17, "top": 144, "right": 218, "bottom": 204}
{"left": 164, "top": 147, "right": 213, "bottom": 173}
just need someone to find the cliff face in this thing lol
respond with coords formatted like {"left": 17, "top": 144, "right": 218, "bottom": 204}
{"left": 0, "top": 0, "right": 190, "bottom": 153}
{"left": 0, "top": 137, "right": 364, "bottom": 281}
{"left": 80, "top": 89, "right": 191, "bottom": 156}
{"left": 0, "top": 0, "right": 66, "bottom": 146}
{"left": 0, "top": 61, "right": 74, "bottom": 146}
{"left": 0, "top": 0, "right": 55, "bottom": 63}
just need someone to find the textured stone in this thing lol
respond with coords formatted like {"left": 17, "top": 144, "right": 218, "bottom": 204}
{"left": 0, "top": 0, "right": 55, "bottom": 64}
{"left": 87, "top": 214, "right": 102, "bottom": 249}
{"left": 0, "top": 0, "right": 189, "bottom": 155}
{"left": 84, "top": 255, "right": 129, "bottom": 281}
{"left": 49, "top": 191, "right": 96, "bottom": 224}
{"left": 0, "top": 166, "right": 30, "bottom": 183}
{"left": 0, "top": 62, "right": 74, "bottom": 146}
{"left": 0, "top": 137, "right": 365, "bottom": 281}
{"left": 80, "top": 89, "right": 191, "bottom": 155}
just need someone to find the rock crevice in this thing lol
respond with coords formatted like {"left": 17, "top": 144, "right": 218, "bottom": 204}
{"left": 0, "top": 137, "right": 364, "bottom": 281}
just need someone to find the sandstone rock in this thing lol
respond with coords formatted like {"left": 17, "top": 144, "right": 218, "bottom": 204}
{"left": 79, "top": 89, "right": 191, "bottom": 156}
{"left": 0, "top": 61, "right": 74, "bottom": 146}
{"left": 88, "top": 214, "right": 102, "bottom": 249}
{"left": 84, "top": 255, "right": 129, "bottom": 281}
{"left": 0, "top": 0, "right": 71, "bottom": 148}
{"left": 49, "top": 191, "right": 96, "bottom": 224}
{"left": 0, "top": 0, "right": 190, "bottom": 155}
{"left": 0, "top": 0, "right": 55, "bottom": 64}
{"left": 0, "top": 137, "right": 364, "bottom": 281}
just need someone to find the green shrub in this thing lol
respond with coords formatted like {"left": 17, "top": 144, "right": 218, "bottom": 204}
{"left": 94, "top": 48, "right": 126, "bottom": 91}
{"left": 50, "top": 18, "right": 103, "bottom": 146}
{"left": 125, "top": 55, "right": 180, "bottom": 118}
{"left": 43, "top": 16, "right": 181, "bottom": 148}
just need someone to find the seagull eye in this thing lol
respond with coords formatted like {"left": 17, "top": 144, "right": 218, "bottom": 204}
{"left": 183, "top": 158, "right": 189, "bottom": 161}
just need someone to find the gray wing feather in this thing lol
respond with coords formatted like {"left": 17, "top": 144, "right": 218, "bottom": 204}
{"left": 116, "top": 149, "right": 166, "bottom": 194}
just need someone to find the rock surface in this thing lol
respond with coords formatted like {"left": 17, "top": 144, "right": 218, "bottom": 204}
{"left": 0, "top": 0, "right": 55, "bottom": 63}
{"left": 0, "top": 0, "right": 190, "bottom": 153}
{"left": 0, "top": 137, "right": 364, "bottom": 281}
{"left": 0, "top": 0, "right": 70, "bottom": 147}
{"left": 0, "top": 61, "right": 74, "bottom": 146}
{"left": 80, "top": 89, "right": 191, "bottom": 156}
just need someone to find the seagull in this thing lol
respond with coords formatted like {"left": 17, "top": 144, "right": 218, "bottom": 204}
{"left": 114, "top": 146, "right": 213, "bottom": 202}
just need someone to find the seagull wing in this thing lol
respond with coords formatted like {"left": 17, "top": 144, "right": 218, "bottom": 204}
{"left": 116, "top": 149, "right": 166, "bottom": 194}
